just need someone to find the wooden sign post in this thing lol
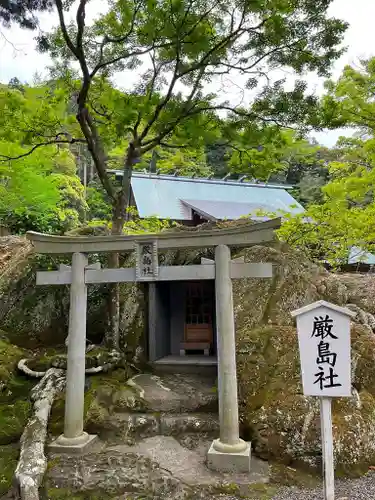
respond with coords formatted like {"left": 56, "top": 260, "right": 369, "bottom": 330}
{"left": 291, "top": 300, "right": 355, "bottom": 500}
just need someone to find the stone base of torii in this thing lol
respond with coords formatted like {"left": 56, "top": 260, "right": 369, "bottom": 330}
{"left": 27, "top": 219, "right": 280, "bottom": 472}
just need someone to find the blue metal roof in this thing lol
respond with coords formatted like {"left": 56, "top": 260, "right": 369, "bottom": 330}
{"left": 348, "top": 246, "right": 375, "bottom": 265}
{"left": 110, "top": 172, "right": 304, "bottom": 220}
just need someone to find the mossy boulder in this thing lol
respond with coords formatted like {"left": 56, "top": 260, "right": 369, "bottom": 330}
{"left": 49, "top": 367, "right": 135, "bottom": 438}
{"left": 0, "top": 338, "right": 34, "bottom": 492}
{"left": 0, "top": 235, "right": 145, "bottom": 356}
{"left": 0, "top": 235, "right": 104, "bottom": 347}
{"left": 233, "top": 242, "right": 324, "bottom": 329}
{"left": 237, "top": 324, "right": 375, "bottom": 474}
{"left": 234, "top": 242, "right": 375, "bottom": 474}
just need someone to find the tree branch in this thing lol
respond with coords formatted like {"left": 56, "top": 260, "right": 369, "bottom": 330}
{"left": 139, "top": 62, "right": 180, "bottom": 142}
{"left": 55, "top": 0, "right": 78, "bottom": 59}
{"left": 76, "top": 0, "right": 88, "bottom": 52}
{"left": 104, "top": 0, "right": 142, "bottom": 44}
{"left": 159, "top": 142, "right": 188, "bottom": 149}
{"left": 90, "top": 46, "right": 161, "bottom": 78}
{"left": 0, "top": 138, "right": 86, "bottom": 162}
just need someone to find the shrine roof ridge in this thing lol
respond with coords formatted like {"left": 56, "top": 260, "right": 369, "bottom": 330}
{"left": 291, "top": 300, "right": 356, "bottom": 318}
{"left": 26, "top": 218, "right": 281, "bottom": 255}
{"left": 109, "top": 170, "right": 294, "bottom": 190}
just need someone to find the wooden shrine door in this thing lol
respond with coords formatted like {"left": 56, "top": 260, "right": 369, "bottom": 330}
{"left": 181, "top": 281, "right": 214, "bottom": 356}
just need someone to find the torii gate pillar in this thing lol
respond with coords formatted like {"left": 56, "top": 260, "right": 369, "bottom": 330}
{"left": 49, "top": 252, "right": 97, "bottom": 453}
{"left": 207, "top": 244, "right": 250, "bottom": 472}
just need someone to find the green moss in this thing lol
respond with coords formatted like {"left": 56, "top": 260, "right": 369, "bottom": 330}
{"left": 49, "top": 368, "right": 132, "bottom": 437}
{"left": 23, "top": 347, "right": 64, "bottom": 373}
{"left": 270, "top": 463, "right": 320, "bottom": 488}
{"left": 89, "top": 368, "right": 132, "bottom": 391}
{"left": 0, "top": 339, "right": 34, "bottom": 444}
{"left": 43, "top": 488, "right": 83, "bottom": 500}
{"left": 48, "top": 391, "right": 65, "bottom": 436}
{"left": 0, "top": 444, "right": 19, "bottom": 495}
{"left": 48, "top": 390, "right": 80, "bottom": 437}
{"left": 0, "top": 399, "right": 31, "bottom": 444}
{"left": 43, "top": 487, "right": 114, "bottom": 500}
{"left": 0, "top": 339, "right": 24, "bottom": 385}
{"left": 213, "top": 483, "right": 240, "bottom": 495}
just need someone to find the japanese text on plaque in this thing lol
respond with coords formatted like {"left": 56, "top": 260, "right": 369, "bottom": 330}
{"left": 312, "top": 315, "right": 342, "bottom": 391}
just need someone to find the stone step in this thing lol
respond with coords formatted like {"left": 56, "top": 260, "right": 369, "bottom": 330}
{"left": 126, "top": 373, "right": 218, "bottom": 413}
{"left": 93, "top": 373, "right": 218, "bottom": 415}
{"left": 86, "top": 412, "right": 219, "bottom": 443}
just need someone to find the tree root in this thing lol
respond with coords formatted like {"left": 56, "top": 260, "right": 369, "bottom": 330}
{"left": 17, "top": 359, "right": 46, "bottom": 378}
{"left": 17, "top": 350, "right": 125, "bottom": 379}
{"left": 13, "top": 368, "right": 66, "bottom": 500}
{"left": 12, "top": 350, "right": 128, "bottom": 499}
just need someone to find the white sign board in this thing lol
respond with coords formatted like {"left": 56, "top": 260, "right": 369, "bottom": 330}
{"left": 292, "top": 301, "right": 354, "bottom": 398}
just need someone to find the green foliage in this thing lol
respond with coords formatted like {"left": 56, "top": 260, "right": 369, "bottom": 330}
{"left": 0, "top": 85, "right": 87, "bottom": 233}
{"left": 123, "top": 207, "right": 175, "bottom": 234}
{"left": 278, "top": 137, "right": 375, "bottom": 266}
{"left": 322, "top": 57, "right": 375, "bottom": 132}
{"left": 0, "top": 142, "right": 86, "bottom": 233}
{"left": 143, "top": 147, "right": 212, "bottom": 177}
{"left": 0, "top": 0, "right": 52, "bottom": 29}
{"left": 295, "top": 172, "right": 327, "bottom": 205}
{"left": 0, "top": 2, "right": 350, "bottom": 238}
{"left": 268, "top": 57, "right": 375, "bottom": 266}
{"left": 0, "top": 84, "right": 79, "bottom": 146}
{"left": 86, "top": 181, "right": 112, "bottom": 222}
{"left": 226, "top": 128, "right": 317, "bottom": 181}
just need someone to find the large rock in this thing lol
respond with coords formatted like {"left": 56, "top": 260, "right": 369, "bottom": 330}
{"left": 0, "top": 235, "right": 145, "bottom": 354}
{"left": 234, "top": 242, "right": 375, "bottom": 474}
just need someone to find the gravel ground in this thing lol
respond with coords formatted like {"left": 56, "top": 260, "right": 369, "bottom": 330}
{"left": 273, "top": 471, "right": 375, "bottom": 500}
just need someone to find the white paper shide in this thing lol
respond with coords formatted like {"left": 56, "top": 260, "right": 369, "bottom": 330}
{"left": 292, "top": 301, "right": 354, "bottom": 397}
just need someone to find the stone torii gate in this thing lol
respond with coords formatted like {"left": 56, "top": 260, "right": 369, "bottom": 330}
{"left": 27, "top": 218, "right": 280, "bottom": 473}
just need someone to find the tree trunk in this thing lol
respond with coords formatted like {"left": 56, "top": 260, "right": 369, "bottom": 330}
{"left": 104, "top": 148, "right": 135, "bottom": 349}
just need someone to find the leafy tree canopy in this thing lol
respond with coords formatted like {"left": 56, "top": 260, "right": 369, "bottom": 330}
{"left": 2, "top": 0, "right": 347, "bottom": 235}
{"left": 0, "top": 0, "right": 52, "bottom": 29}
{"left": 0, "top": 140, "right": 86, "bottom": 233}
{"left": 322, "top": 57, "right": 375, "bottom": 133}
{"left": 0, "top": 84, "right": 86, "bottom": 233}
